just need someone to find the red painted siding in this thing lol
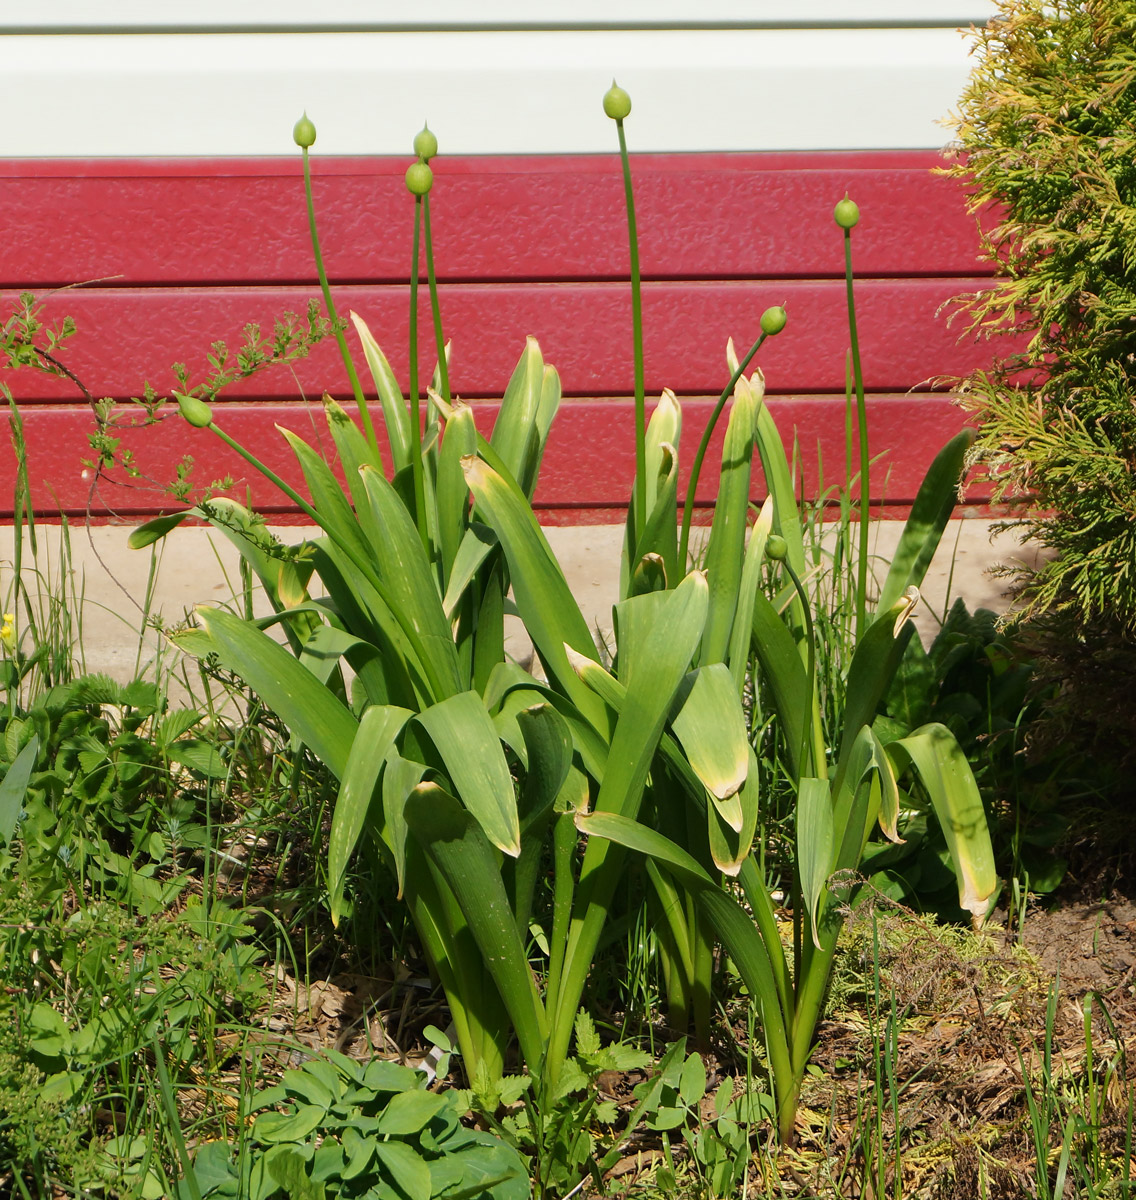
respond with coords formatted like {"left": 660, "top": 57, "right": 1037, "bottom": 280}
{"left": 0, "top": 151, "right": 996, "bottom": 523}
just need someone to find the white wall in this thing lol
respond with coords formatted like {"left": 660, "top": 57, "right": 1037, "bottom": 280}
{"left": 2, "top": 2, "right": 995, "bottom": 156}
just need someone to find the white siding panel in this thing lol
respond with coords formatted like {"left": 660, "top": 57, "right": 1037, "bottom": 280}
{"left": 6, "top": 2, "right": 996, "bottom": 30}
{"left": 3, "top": 28, "right": 976, "bottom": 156}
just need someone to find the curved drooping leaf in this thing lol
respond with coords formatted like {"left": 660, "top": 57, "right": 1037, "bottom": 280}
{"left": 359, "top": 465, "right": 464, "bottom": 701}
{"left": 671, "top": 663, "right": 749, "bottom": 809}
{"left": 188, "top": 607, "right": 357, "bottom": 779}
{"left": 350, "top": 311, "right": 411, "bottom": 470}
{"left": 462, "top": 456, "right": 608, "bottom": 734}
{"left": 796, "top": 777, "right": 834, "bottom": 950}
{"left": 414, "top": 691, "right": 521, "bottom": 858}
{"left": 886, "top": 722, "right": 998, "bottom": 925}
{"left": 490, "top": 337, "right": 545, "bottom": 497}
{"left": 329, "top": 704, "right": 412, "bottom": 925}
{"left": 707, "top": 743, "right": 761, "bottom": 876}
{"left": 728, "top": 494, "right": 773, "bottom": 697}
{"left": 574, "top": 809, "right": 793, "bottom": 1108}
{"left": 404, "top": 783, "right": 547, "bottom": 1074}
{"left": 701, "top": 379, "right": 757, "bottom": 667}
{"left": 876, "top": 430, "right": 972, "bottom": 618}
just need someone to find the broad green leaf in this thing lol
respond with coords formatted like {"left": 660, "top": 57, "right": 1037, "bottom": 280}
{"left": 306, "top": 540, "right": 426, "bottom": 708}
{"left": 297, "top": 623, "right": 366, "bottom": 688}
{"left": 437, "top": 403, "right": 479, "bottom": 584}
{"left": 548, "top": 574, "right": 708, "bottom": 1086}
{"left": 193, "top": 608, "right": 357, "bottom": 778}
{"left": 280, "top": 1067, "right": 335, "bottom": 1110}
{"left": 323, "top": 394, "right": 386, "bottom": 552}
{"left": 442, "top": 524, "right": 498, "bottom": 619}
{"left": 490, "top": 337, "right": 544, "bottom": 495}
{"left": 671, "top": 663, "right": 749, "bottom": 807}
{"left": 414, "top": 691, "right": 521, "bottom": 857}
{"left": 0, "top": 733, "right": 39, "bottom": 845}
{"left": 753, "top": 402, "right": 806, "bottom": 582}
{"left": 512, "top": 702, "right": 576, "bottom": 931}
{"left": 252, "top": 1104, "right": 325, "bottom": 1144}
{"left": 701, "top": 379, "right": 757, "bottom": 666}
{"left": 575, "top": 810, "right": 792, "bottom": 1088}
{"left": 516, "top": 703, "right": 573, "bottom": 831}
{"left": 838, "top": 724, "right": 902, "bottom": 846}
{"left": 373, "top": 1089, "right": 449, "bottom": 1136}
{"left": 278, "top": 425, "right": 377, "bottom": 579}
{"left": 350, "top": 311, "right": 411, "bottom": 469}
{"left": 886, "top": 722, "right": 998, "bottom": 925}
{"left": 126, "top": 511, "right": 192, "bottom": 549}
{"left": 485, "top": 660, "right": 609, "bottom": 783}
{"left": 750, "top": 589, "right": 812, "bottom": 778}
{"left": 373, "top": 1141, "right": 431, "bottom": 1200}
{"left": 728, "top": 494, "right": 773, "bottom": 696}
{"left": 531, "top": 364, "right": 563, "bottom": 495}
{"left": 403, "top": 784, "right": 547, "bottom": 1072}
{"left": 359, "top": 464, "right": 463, "bottom": 700}
{"left": 796, "top": 777, "right": 834, "bottom": 950}
{"left": 680, "top": 1052, "right": 707, "bottom": 1105}
{"left": 707, "top": 744, "right": 761, "bottom": 876}
{"left": 341, "top": 1126, "right": 374, "bottom": 1181}
{"left": 462, "top": 456, "right": 608, "bottom": 734}
{"left": 834, "top": 590, "right": 919, "bottom": 790}
{"left": 381, "top": 755, "right": 428, "bottom": 899}
{"left": 328, "top": 704, "right": 412, "bottom": 925}
{"left": 876, "top": 430, "right": 972, "bottom": 617}
{"left": 639, "top": 390, "right": 682, "bottom": 587}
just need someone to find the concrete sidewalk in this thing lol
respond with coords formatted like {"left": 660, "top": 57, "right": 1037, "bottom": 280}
{"left": 0, "top": 519, "right": 1046, "bottom": 686}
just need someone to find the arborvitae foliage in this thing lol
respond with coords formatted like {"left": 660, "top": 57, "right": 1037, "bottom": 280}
{"left": 944, "top": 0, "right": 1136, "bottom": 629}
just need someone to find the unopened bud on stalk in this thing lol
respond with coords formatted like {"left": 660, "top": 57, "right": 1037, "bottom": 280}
{"left": 176, "top": 392, "right": 214, "bottom": 429}
{"left": 834, "top": 195, "right": 860, "bottom": 229}
{"left": 405, "top": 161, "right": 434, "bottom": 195}
{"left": 292, "top": 112, "right": 317, "bottom": 149}
{"left": 413, "top": 122, "right": 438, "bottom": 162}
{"left": 603, "top": 80, "right": 632, "bottom": 121}
{"left": 766, "top": 534, "right": 789, "bottom": 561}
{"left": 760, "top": 305, "right": 788, "bottom": 336}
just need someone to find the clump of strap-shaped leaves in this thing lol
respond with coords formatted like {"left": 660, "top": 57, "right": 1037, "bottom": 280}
{"left": 134, "top": 96, "right": 998, "bottom": 1153}
{"left": 559, "top": 87, "right": 998, "bottom": 1144}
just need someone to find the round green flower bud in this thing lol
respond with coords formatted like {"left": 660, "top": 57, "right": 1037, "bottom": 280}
{"left": 292, "top": 112, "right": 317, "bottom": 149}
{"left": 405, "top": 161, "right": 434, "bottom": 196}
{"left": 834, "top": 195, "right": 860, "bottom": 230}
{"left": 603, "top": 81, "right": 632, "bottom": 121}
{"left": 176, "top": 392, "right": 214, "bottom": 429}
{"left": 413, "top": 123, "right": 438, "bottom": 162}
{"left": 760, "top": 305, "right": 788, "bottom": 336}
{"left": 766, "top": 534, "right": 788, "bottom": 562}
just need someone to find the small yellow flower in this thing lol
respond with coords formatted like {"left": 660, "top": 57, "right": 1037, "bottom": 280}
{"left": 1, "top": 613, "right": 16, "bottom": 654}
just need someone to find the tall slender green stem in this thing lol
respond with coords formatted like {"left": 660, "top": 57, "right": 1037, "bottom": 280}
{"left": 408, "top": 198, "right": 429, "bottom": 543}
{"left": 301, "top": 146, "right": 378, "bottom": 456}
{"left": 615, "top": 118, "right": 647, "bottom": 551}
{"left": 211, "top": 424, "right": 322, "bottom": 526}
{"left": 422, "top": 195, "right": 450, "bottom": 403}
{"left": 843, "top": 228, "right": 869, "bottom": 640}
{"left": 678, "top": 333, "right": 766, "bottom": 569}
